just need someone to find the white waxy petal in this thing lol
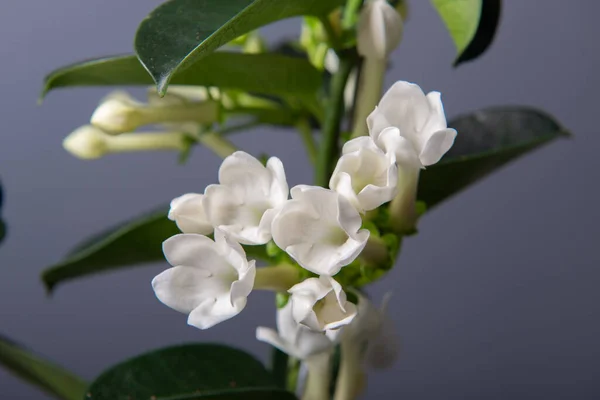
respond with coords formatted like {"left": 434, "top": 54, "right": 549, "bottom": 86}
{"left": 271, "top": 185, "right": 369, "bottom": 276}
{"left": 288, "top": 276, "right": 357, "bottom": 333}
{"left": 330, "top": 136, "right": 398, "bottom": 212}
{"left": 152, "top": 230, "right": 256, "bottom": 330}
{"left": 367, "top": 81, "right": 456, "bottom": 167}
{"left": 168, "top": 193, "right": 213, "bottom": 235}
{"left": 357, "top": 0, "right": 404, "bottom": 59}
{"left": 256, "top": 302, "right": 334, "bottom": 360}
{"left": 203, "top": 151, "right": 289, "bottom": 245}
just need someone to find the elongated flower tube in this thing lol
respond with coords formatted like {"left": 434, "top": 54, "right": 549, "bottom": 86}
{"left": 368, "top": 81, "right": 457, "bottom": 233}
{"left": 330, "top": 136, "right": 398, "bottom": 213}
{"left": 152, "top": 230, "right": 256, "bottom": 329}
{"left": 91, "top": 90, "right": 219, "bottom": 134}
{"left": 256, "top": 302, "right": 334, "bottom": 360}
{"left": 63, "top": 125, "right": 187, "bottom": 160}
{"left": 357, "top": 0, "right": 404, "bottom": 60}
{"left": 168, "top": 193, "right": 213, "bottom": 235}
{"left": 271, "top": 185, "right": 370, "bottom": 276}
{"left": 288, "top": 276, "right": 357, "bottom": 333}
{"left": 203, "top": 151, "right": 288, "bottom": 245}
{"left": 334, "top": 294, "right": 399, "bottom": 400}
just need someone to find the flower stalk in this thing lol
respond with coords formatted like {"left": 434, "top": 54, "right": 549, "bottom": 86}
{"left": 254, "top": 264, "right": 302, "bottom": 293}
{"left": 333, "top": 338, "right": 364, "bottom": 400}
{"left": 302, "top": 353, "right": 332, "bottom": 400}
{"left": 389, "top": 165, "right": 420, "bottom": 234}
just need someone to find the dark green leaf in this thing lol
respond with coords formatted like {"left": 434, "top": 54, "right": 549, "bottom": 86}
{"left": 418, "top": 106, "right": 568, "bottom": 208}
{"left": 41, "top": 53, "right": 322, "bottom": 101}
{"left": 134, "top": 0, "right": 344, "bottom": 94}
{"left": 86, "top": 344, "right": 297, "bottom": 400}
{"left": 41, "top": 207, "right": 271, "bottom": 292}
{"left": 431, "top": 0, "right": 501, "bottom": 65}
{"left": 0, "top": 335, "right": 87, "bottom": 400}
{"left": 41, "top": 207, "right": 178, "bottom": 293}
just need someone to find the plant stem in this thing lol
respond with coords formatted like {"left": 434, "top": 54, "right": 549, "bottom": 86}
{"left": 315, "top": 54, "right": 355, "bottom": 187}
{"left": 320, "top": 16, "right": 343, "bottom": 51}
{"left": 342, "top": 0, "right": 364, "bottom": 29}
{"left": 254, "top": 264, "right": 301, "bottom": 292}
{"left": 351, "top": 57, "right": 386, "bottom": 138}
{"left": 302, "top": 353, "right": 332, "bottom": 400}
{"left": 333, "top": 338, "right": 364, "bottom": 400}
{"left": 196, "top": 132, "right": 237, "bottom": 158}
{"left": 296, "top": 118, "right": 318, "bottom": 165}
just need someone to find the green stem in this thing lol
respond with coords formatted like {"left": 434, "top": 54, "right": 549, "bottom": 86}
{"left": 333, "top": 338, "right": 364, "bottom": 400}
{"left": 351, "top": 57, "right": 386, "bottom": 138}
{"left": 254, "top": 264, "right": 302, "bottom": 292}
{"left": 315, "top": 54, "right": 355, "bottom": 187}
{"left": 302, "top": 353, "right": 332, "bottom": 400}
{"left": 342, "top": 0, "right": 364, "bottom": 29}
{"left": 196, "top": 132, "right": 237, "bottom": 158}
{"left": 320, "top": 16, "right": 343, "bottom": 50}
{"left": 296, "top": 118, "right": 318, "bottom": 165}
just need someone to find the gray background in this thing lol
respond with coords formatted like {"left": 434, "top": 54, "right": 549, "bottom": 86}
{"left": 0, "top": 1, "right": 598, "bottom": 399}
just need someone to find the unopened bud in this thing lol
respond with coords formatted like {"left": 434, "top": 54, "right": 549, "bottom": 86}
{"left": 63, "top": 125, "right": 109, "bottom": 159}
{"left": 357, "top": 0, "right": 404, "bottom": 59}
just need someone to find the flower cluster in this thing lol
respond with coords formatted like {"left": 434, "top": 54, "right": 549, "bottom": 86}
{"left": 152, "top": 81, "right": 456, "bottom": 367}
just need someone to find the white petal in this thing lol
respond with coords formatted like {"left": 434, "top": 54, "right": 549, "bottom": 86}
{"left": 418, "top": 128, "right": 457, "bottom": 166}
{"left": 256, "top": 327, "right": 296, "bottom": 357}
{"left": 168, "top": 193, "right": 213, "bottom": 235}
{"left": 357, "top": 0, "right": 403, "bottom": 59}
{"left": 187, "top": 294, "right": 247, "bottom": 329}
{"left": 162, "top": 234, "right": 227, "bottom": 274}
{"left": 266, "top": 156, "right": 290, "bottom": 206}
{"left": 230, "top": 260, "right": 256, "bottom": 305}
{"left": 151, "top": 266, "right": 213, "bottom": 314}
{"left": 377, "top": 81, "right": 430, "bottom": 137}
{"left": 378, "top": 127, "right": 422, "bottom": 168}
{"left": 367, "top": 106, "right": 392, "bottom": 141}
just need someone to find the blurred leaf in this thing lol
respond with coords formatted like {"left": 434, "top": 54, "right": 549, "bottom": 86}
{"left": 86, "top": 344, "right": 297, "bottom": 400}
{"left": 134, "top": 0, "right": 345, "bottom": 95}
{"left": 418, "top": 106, "right": 568, "bottom": 208}
{"left": 41, "top": 207, "right": 270, "bottom": 292}
{"left": 431, "top": 0, "right": 501, "bottom": 65}
{"left": 42, "top": 53, "right": 322, "bottom": 101}
{"left": 0, "top": 335, "right": 87, "bottom": 400}
{"left": 42, "top": 207, "right": 178, "bottom": 293}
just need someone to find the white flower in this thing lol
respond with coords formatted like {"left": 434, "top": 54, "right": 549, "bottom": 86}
{"left": 288, "top": 276, "right": 357, "bottom": 334}
{"left": 256, "top": 302, "right": 333, "bottom": 360}
{"left": 152, "top": 229, "right": 256, "bottom": 329}
{"left": 357, "top": 0, "right": 404, "bottom": 59}
{"left": 91, "top": 90, "right": 219, "bottom": 134}
{"left": 62, "top": 125, "right": 186, "bottom": 160}
{"left": 368, "top": 81, "right": 457, "bottom": 168}
{"left": 168, "top": 193, "right": 213, "bottom": 235}
{"left": 330, "top": 137, "right": 398, "bottom": 213}
{"left": 271, "top": 185, "right": 370, "bottom": 276}
{"left": 203, "top": 151, "right": 288, "bottom": 245}
{"left": 346, "top": 293, "right": 399, "bottom": 369}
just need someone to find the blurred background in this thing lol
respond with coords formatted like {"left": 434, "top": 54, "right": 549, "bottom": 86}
{"left": 0, "top": 1, "right": 598, "bottom": 399}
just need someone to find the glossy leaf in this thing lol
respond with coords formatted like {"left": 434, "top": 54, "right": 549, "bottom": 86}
{"left": 42, "top": 207, "right": 178, "bottom": 292}
{"left": 41, "top": 207, "right": 270, "bottom": 292}
{"left": 41, "top": 53, "right": 322, "bottom": 100}
{"left": 418, "top": 106, "right": 568, "bottom": 208}
{"left": 134, "top": 0, "right": 345, "bottom": 94}
{"left": 86, "top": 344, "right": 297, "bottom": 400}
{"left": 431, "top": 0, "right": 501, "bottom": 65}
{"left": 0, "top": 335, "right": 87, "bottom": 400}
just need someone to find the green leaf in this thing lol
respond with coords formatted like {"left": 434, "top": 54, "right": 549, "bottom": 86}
{"left": 418, "top": 107, "right": 568, "bottom": 208}
{"left": 41, "top": 207, "right": 271, "bottom": 293}
{"left": 431, "top": 0, "right": 501, "bottom": 65}
{"left": 86, "top": 344, "right": 297, "bottom": 400}
{"left": 134, "top": 0, "right": 345, "bottom": 95}
{"left": 41, "top": 52, "right": 322, "bottom": 100}
{"left": 41, "top": 207, "right": 179, "bottom": 293}
{"left": 0, "top": 335, "right": 87, "bottom": 400}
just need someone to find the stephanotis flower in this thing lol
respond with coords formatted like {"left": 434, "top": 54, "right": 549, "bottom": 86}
{"left": 288, "top": 276, "right": 357, "bottom": 334}
{"left": 357, "top": 0, "right": 404, "bottom": 59}
{"left": 256, "top": 302, "right": 334, "bottom": 360}
{"left": 152, "top": 229, "right": 256, "bottom": 330}
{"left": 271, "top": 185, "right": 369, "bottom": 276}
{"left": 368, "top": 81, "right": 457, "bottom": 168}
{"left": 203, "top": 151, "right": 288, "bottom": 245}
{"left": 168, "top": 193, "right": 213, "bottom": 235}
{"left": 330, "top": 136, "right": 398, "bottom": 213}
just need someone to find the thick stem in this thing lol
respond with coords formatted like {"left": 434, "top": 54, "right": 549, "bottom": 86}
{"left": 296, "top": 118, "right": 318, "bottom": 165}
{"left": 315, "top": 54, "right": 355, "bottom": 187}
{"left": 360, "top": 235, "right": 389, "bottom": 267}
{"left": 333, "top": 338, "right": 365, "bottom": 400}
{"left": 351, "top": 57, "right": 386, "bottom": 138}
{"left": 104, "top": 132, "right": 185, "bottom": 154}
{"left": 254, "top": 264, "right": 301, "bottom": 292}
{"left": 196, "top": 132, "right": 237, "bottom": 158}
{"left": 138, "top": 101, "right": 220, "bottom": 126}
{"left": 302, "top": 353, "right": 332, "bottom": 400}
{"left": 389, "top": 165, "right": 420, "bottom": 234}
{"left": 342, "top": 0, "right": 365, "bottom": 29}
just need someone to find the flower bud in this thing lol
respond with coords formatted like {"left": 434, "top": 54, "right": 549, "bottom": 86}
{"left": 90, "top": 91, "right": 144, "bottom": 134}
{"left": 63, "top": 125, "right": 109, "bottom": 159}
{"left": 357, "top": 0, "right": 404, "bottom": 59}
